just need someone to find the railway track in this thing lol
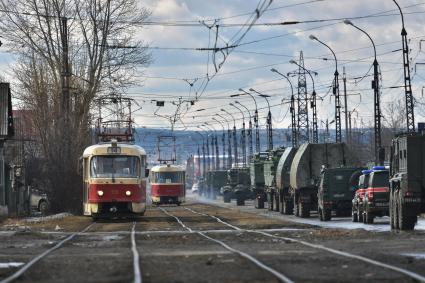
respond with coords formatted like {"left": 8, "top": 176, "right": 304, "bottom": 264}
{"left": 0, "top": 221, "right": 144, "bottom": 283}
{"left": 184, "top": 206, "right": 425, "bottom": 283}
{"left": 0, "top": 223, "right": 95, "bottom": 283}
{"left": 158, "top": 206, "right": 294, "bottom": 283}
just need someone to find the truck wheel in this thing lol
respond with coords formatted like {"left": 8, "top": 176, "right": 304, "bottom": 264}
{"left": 223, "top": 193, "right": 231, "bottom": 203}
{"left": 294, "top": 198, "right": 299, "bottom": 217}
{"left": 39, "top": 201, "right": 49, "bottom": 216}
{"left": 365, "top": 212, "right": 374, "bottom": 224}
{"left": 283, "top": 200, "right": 293, "bottom": 215}
{"left": 352, "top": 210, "right": 358, "bottom": 222}
{"left": 299, "top": 202, "right": 310, "bottom": 218}
{"left": 318, "top": 208, "right": 323, "bottom": 221}
{"left": 255, "top": 195, "right": 265, "bottom": 209}
{"left": 398, "top": 192, "right": 416, "bottom": 230}
{"left": 267, "top": 192, "right": 273, "bottom": 211}
{"left": 274, "top": 194, "right": 280, "bottom": 212}
{"left": 357, "top": 208, "right": 363, "bottom": 223}
{"left": 390, "top": 191, "right": 396, "bottom": 229}
{"left": 236, "top": 196, "right": 245, "bottom": 206}
{"left": 323, "top": 208, "right": 331, "bottom": 221}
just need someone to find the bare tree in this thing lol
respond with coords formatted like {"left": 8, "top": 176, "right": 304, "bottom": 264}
{"left": 381, "top": 98, "right": 406, "bottom": 155}
{"left": 0, "top": 0, "right": 151, "bottom": 212}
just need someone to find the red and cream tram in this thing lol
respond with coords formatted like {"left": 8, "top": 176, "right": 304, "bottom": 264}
{"left": 82, "top": 140, "right": 147, "bottom": 219}
{"left": 150, "top": 164, "right": 186, "bottom": 205}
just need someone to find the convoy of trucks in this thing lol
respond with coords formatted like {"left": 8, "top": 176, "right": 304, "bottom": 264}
{"left": 191, "top": 132, "right": 425, "bottom": 231}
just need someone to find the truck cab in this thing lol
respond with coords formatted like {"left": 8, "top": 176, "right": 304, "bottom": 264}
{"left": 249, "top": 152, "right": 268, "bottom": 209}
{"left": 390, "top": 134, "right": 425, "bottom": 230}
{"left": 264, "top": 147, "right": 285, "bottom": 212}
{"left": 317, "top": 167, "right": 365, "bottom": 221}
{"left": 362, "top": 166, "right": 390, "bottom": 224}
{"left": 221, "top": 167, "right": 251, "bottom": 205}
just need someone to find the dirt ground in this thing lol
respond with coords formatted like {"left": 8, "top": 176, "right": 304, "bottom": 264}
{"left": 0, "top": 201, "right": 424, "bottom": 283}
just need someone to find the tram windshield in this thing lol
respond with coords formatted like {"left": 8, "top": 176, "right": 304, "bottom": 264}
{"left": 91, "top": 155, "right": 140, "bottom": 178}
{"left": 151, "top": 171, "right": 184, "bottom": 184}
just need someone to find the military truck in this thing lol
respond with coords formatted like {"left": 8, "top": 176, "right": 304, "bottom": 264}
{"left": 389, "top": 134, "right": 425, "bottom": 230}
{"left": 317, "top": 167, "right": 365, "bottom": 221}
{"left": 352, "top": 170, "right": 372, "bottom": 222}
{"left": 221, "top": 167, "right": 251, "bottom": 205}
{"left": 264, "top": 147, "right": 286, "bottom": 212}
{"left": 250, "top": 152, "right": 269, "bottom": 209}
{"left": 276, "top": 147, "right": 298, "bottom": 214}
{"left": 207, "top": 170, "right": 227, "bottom": 199}
{"left": 362, "top": 167, "right": 390, "bottom": 224}
{"left": 290, "top": 143, "right": 358, "bottom": 218}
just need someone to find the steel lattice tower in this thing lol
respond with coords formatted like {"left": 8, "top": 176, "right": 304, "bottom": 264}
{"left": 297, "top": 51, "right": 310, "bottom": 143}
{"left": 401, "top": 28, "right": 415, "bottom": 132}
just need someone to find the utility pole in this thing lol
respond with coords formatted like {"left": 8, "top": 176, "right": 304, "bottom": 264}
{"left": 215, "top": 135, "right": 219, "bottom": 169}
{"left": 310, "top": 35, "right": 342, "bottom": 143}
{"left": 206, "top": 135, "right": 210, "bottom": 171}
{"left": 296, "top": 51, "right": 309, "bottom": 143}
{"left": 343, "top": 67, "right": 349, "bottom": 143}
{"left": 202, "top": 141, "right": 206, "bottom": 177}
{"left": 393, "top": 0, "right": 415, "bottom": 133}
{"left": 290, "top": 95, "right": 298, "bottom": 147}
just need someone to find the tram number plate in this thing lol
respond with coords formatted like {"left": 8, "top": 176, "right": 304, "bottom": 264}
{"left": 111, "top": 189, "right": 118, "bottom": 194}
{"left": 107, "top": 147, "right": 121, "bottom": 154}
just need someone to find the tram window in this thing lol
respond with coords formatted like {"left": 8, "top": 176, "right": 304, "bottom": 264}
{"left": 154, "top": 172, "right": 183, "bottom": 183}
{"left": 91, "top": 155, "right": 140, "bottom": 178}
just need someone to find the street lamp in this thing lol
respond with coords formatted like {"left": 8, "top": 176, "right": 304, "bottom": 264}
{"left": 289, "top": 60, "right": 319, "bottom": 144}
{"left": 344, "top": 19, "right": 382, "bottom": 164}
{"left": 221, "top": 109, "right": 238, "bottom": 167}
{"left": 194, "top": 131, "right": 206, "bottom": 180}
{"left": 213, "top": 117, "right": 226, "bottom": 170}
{"left": 197, "top": 125, "right": 211, "bottom": 173}
{"left": 230, "top": 103, "right": 247, "bottom": 167}
{"left": 205, "top": 122, "right": 220, "bottom": 170}
{"left": 271, "top": 68, "right": 298, "bottom": 147}
{"left": 250, "top": 88, "right": 273, "bottom": 151}
{"left": 310, "top": 34, "right": 342, "bottom": 143}
{"left": 217, "top": 114, "right": 232, "bottom": 169}
{"left": 238, "top": 88, "right": 260, "bottom": 153}
{"left": 235, "top": 101, "right": 253, "bottom": 159}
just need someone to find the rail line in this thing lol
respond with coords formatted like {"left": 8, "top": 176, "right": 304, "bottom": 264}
{"left": 1, "top": 221, "right": 144, "bottom": 283}
{"left": 185, "top": 206, "right": 425, "bottom": 283}
{"left": 0, "top": 223, "right": 96, "bottom": 283}
{"left": 158, "top": 207, "right": 294, "bottom": 283}
{"left": 131, "top": 222, "right": 142, "bottom": 283}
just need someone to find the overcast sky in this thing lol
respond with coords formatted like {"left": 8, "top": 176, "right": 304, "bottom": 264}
{"left": 3, "top": 0, "right": 425, "bottom": 132}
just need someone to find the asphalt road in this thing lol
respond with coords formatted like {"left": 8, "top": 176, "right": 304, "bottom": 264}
{"left": 1, "top": 200, "right": 425, "bottom": 283}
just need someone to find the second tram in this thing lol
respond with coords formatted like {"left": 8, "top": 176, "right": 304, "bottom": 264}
{"left": 150, "top": 164, "right": 186, "bottom": 205}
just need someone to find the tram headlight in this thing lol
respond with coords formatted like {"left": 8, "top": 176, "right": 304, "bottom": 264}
{"left": 97, "top": 190, "right": 104, "bottom": 197}
{"left": 125, "top": 190, "right": 132, "bottom": 196}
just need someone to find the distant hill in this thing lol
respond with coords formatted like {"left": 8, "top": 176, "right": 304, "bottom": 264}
{"left": 133, "top": 127, "right": 374, "bottom": 165}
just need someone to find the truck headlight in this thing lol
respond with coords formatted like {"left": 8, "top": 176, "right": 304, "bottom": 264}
{"left": 126, "top": 190, "right": 131, "bottom": 196}
{"left": 97, "top": 190, "right": 104, "bottom": 196}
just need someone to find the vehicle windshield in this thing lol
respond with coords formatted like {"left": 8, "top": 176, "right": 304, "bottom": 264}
{"left": 370, "top": 171, "right": 389, "bottom": 187}
{"left": 151, "top": 172, "right": 184, "bottom": 183}
{"left": 90, "top": 155, "right": 140, "bottom": 178}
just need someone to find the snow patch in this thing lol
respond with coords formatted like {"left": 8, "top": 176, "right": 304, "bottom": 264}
{"left": 0, "top": 262, "right": 24, "bottom": 268}
{"left": 402, "top": 253, "right": 425, "bottom": 260}
{"left": 101, "top": 234, "right": 124, "bottom": 241}
{"left": 25, "top": 212, "right": 73, "bottom": 223}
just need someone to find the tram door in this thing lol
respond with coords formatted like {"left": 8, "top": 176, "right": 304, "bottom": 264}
{"left": 82, "top": 157, "right": 90, "bottom": 215}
